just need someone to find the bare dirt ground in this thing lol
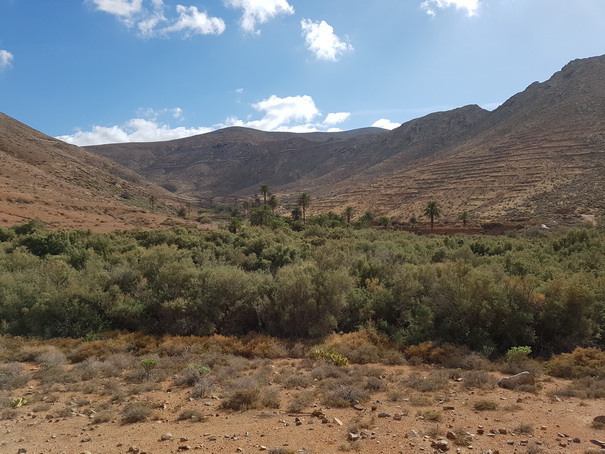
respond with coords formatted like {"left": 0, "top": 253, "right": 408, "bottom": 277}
{"left": 2, "top": 359, "right": 604, "bottom": 454}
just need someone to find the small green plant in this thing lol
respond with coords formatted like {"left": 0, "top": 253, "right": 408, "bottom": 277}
{"left": 9, "top": 397, "right": 28, "bottom": 408}
{"left": 506, "top": 346, "right": 532, "bottom": 362}
{"left": 311, "top": 349, "right": 349, "bottom": 367}
{"left": 140, "top": 358, "right": 158, "bottom": 374}
{"left": 188, "top": 363, "right": 211, "bottom": 374}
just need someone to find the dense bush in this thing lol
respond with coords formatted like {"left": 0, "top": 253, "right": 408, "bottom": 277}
{"left": 0, "top": 220, "right": 604, "bottom": 357}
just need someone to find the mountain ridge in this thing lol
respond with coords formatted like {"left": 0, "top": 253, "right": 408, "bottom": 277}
{"left": 85, "top": 55, "right": 605, "bottom": 224}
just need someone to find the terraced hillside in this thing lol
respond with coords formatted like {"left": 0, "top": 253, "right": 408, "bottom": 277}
{"left": 298, "top": 56, "right": 605, "bottom": 224}
{"left": 85, "top": 54, "right": 605, "bottom": 225}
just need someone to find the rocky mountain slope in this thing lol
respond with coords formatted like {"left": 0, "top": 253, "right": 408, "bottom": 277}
{"left": 0, "top": 113, "right": 185, "bottom": 230}
{"left": 87, "top": 55, "right": 605, "bottom": 225}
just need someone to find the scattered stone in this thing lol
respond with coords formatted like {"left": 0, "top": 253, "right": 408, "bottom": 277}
{"left": 259, "top": 446, "right": 267, "bottom": 451}
{"left": 498, "top": 428, "right": 507, "bottom": 435}
{"left": 443, "top": 406, "right": 455, "bottom": 410}
{"left": 127, "top": 447, "right": 140, "bottom": 453}
{"left": 497, "top": 371, "right": 535, "bottom": 389}
{"left": 311, "top": 410, "right": 325, "bottom": 418}
{"left": 572, "top": 438, "right": 581, "bottom": 443}
{"left": 178, "top": 445, "right": 191, "bottom": 451}
{"left": 377, "top": 412, "right": 391, "bottom": 418}
{"left": 431, "top": 439, "right": 450, "bottom": 451}
{"left": 594, "top": 416, "right": 605, "bottom": 424}
{"left": 17, "top": 449, "right": 27, "bottom": 454}
{"left": 236, "top": 448, "right": 244, "bottom": 453}
{"left": 446, "top": 431, "right": 457, "bottom": 440}
{"left": 406, "top": 430, "right": 420, "bottom": 438}
{"left": 393, "top": 413, "right": 403, "bottom": 421}
{"left": 333, "top": 418, "right": 343, "bottom": 426}
{"left": 352, "top": 404, "right": 365, "bottom": 411}
{"left": 590, "top": 439, "right": 605, "bottom": 448}
{"left": 348, "top": 433, "right": 360, "bottom": 442}
{"left": 160, "top": 433, "right": 173, "bottom": 441}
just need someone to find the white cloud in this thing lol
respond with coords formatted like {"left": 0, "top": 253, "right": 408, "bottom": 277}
{"left": 162, "top": 5, "right": 226, "bottom": 36}
{"left": 247, "top": 94, "right": 320, "bottom": 130}
{"left": 89, "top": 0, "right": 225, "bottom": 37}
{"left": 0, "top": 49, "right": 14, "bottom": 69}
{"left": 224, "top": 0, "right": 294, "bottom": 34}
{"left": 57, "top": 116, "right": 212, "bottom": 146}
{"left": 324, "top": 112, "right": 350, "bottom": 125}
{"left": 59, "top": 97, "right": 354, "bottom": 145}
{"left": 421, "top": 0, "right": 480, "bottom": 17}
{"left": 222, "top": 94, "right": 351, "bottom": 133}
{"left": 90, "top": 0, "right": 143, "bottom": 17}
{"left": 372, "top": 118, "right": 401, "bottom": 130}
{"left": 301, "top": 19, "right": 353, "bottom": 61}
{"left": 137, "top": 11, "right": 167, "bottom": 37}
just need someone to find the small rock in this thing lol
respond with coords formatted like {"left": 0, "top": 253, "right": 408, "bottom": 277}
{"left": 160, "top": 433, "right": 173, "bottom": 441}
{"left": 498, "top": 428, "right": 507, "bottom": 435}
{"left": 17, "top": 449, "right": 27, "bottom": 454}
{"left": 590, "top": 439, "right": 605, "bottom": 448}
{"left": 333, "top": 417, "right": 343, "bottom": 426}
{"left": 352, "top": 404, "right": 365, "bottom": 411}
{"left": 406, "top": 430, "right": 420, "bottom": 438}
{"left": 431, "top": 439, "right": 450, "bottom": 451}
{"left": 377, "top": 412, "right": 391, "bottom": 418}
{"left": 393, "top": 413, "right": 403, "bottom": 421}
{"left": 259, "top": 446, "right": 268, "bottom": 451}
{"left": 498, "top": 371, "right": 535, "bottom": 389}
{"left": 348, "top": 433, "right": 360, "bottom": 442}
{"left": 178, "top": 446, "right": 191, "bottom": 451}
{"left": 443, "top": 406, "right": 455, "bottom": 410}
{"left": 236, "top": 449, "right": 244, "bottom": 453}
{"left": 572, "top": 438, "right": 581, "bottom": 443}
{"left": 446, "top": 431, "right": 456, "bottom": 440}
{"left": 594, "top": 415, "right": 605, "bottom": 424}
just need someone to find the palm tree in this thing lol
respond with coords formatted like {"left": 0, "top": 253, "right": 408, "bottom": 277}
{"left": 268, "top": 194, "right": 279, "bottom": 213}
{"left": 260, "top": 184, "right": 270, "bottom": 205}
{"left": 423, "top": 200, "right": 441, "bottom": 230}
{"left": 297, "top": 192, "right": 311, "bottom": 224}
{"left": 227, "top": 217, "right": 242, "bottom": 234}
{"left": 344, "top": 206, "right": 354, "bottom": 225}
{"left": 458, "top": 211, "right": 470, "bottom": 227}
{"left": 378, "top": 216, "right": 391, "bottom": 229}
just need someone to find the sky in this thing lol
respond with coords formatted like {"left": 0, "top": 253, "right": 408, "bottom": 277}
{"left": 0, "top": 0, "right": 604, "bottom": 146}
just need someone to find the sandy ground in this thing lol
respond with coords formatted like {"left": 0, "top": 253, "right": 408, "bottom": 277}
{"left": 1, "top": 361, "right": 604, "bottom": 454}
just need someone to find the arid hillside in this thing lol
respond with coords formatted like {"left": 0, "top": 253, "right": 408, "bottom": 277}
{"left": 0, "top": 113, "right": 193, "bottom": 231}
{"left": 88, "top": 55, "right": 605, "bottom": 226}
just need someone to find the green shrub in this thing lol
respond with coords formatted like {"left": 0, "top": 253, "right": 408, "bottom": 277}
{"left": 311, "top": 349, "right": 349, "bottom": 367}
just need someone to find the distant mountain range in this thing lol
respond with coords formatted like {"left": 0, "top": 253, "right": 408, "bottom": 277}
{"left": 87, "top": 54, "right": 605, "bottom": 225}
{"left": 2, "top": 54, "right": 604, "bottom": 230}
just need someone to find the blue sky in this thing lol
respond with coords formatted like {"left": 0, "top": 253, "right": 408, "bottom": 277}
{"left": 0, "top": 0, "right": 604, "bottom": 145}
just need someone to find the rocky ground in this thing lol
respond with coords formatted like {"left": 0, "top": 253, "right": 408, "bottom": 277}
{"left": 1, "top": 358, "right": 605, "bottom": 454}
